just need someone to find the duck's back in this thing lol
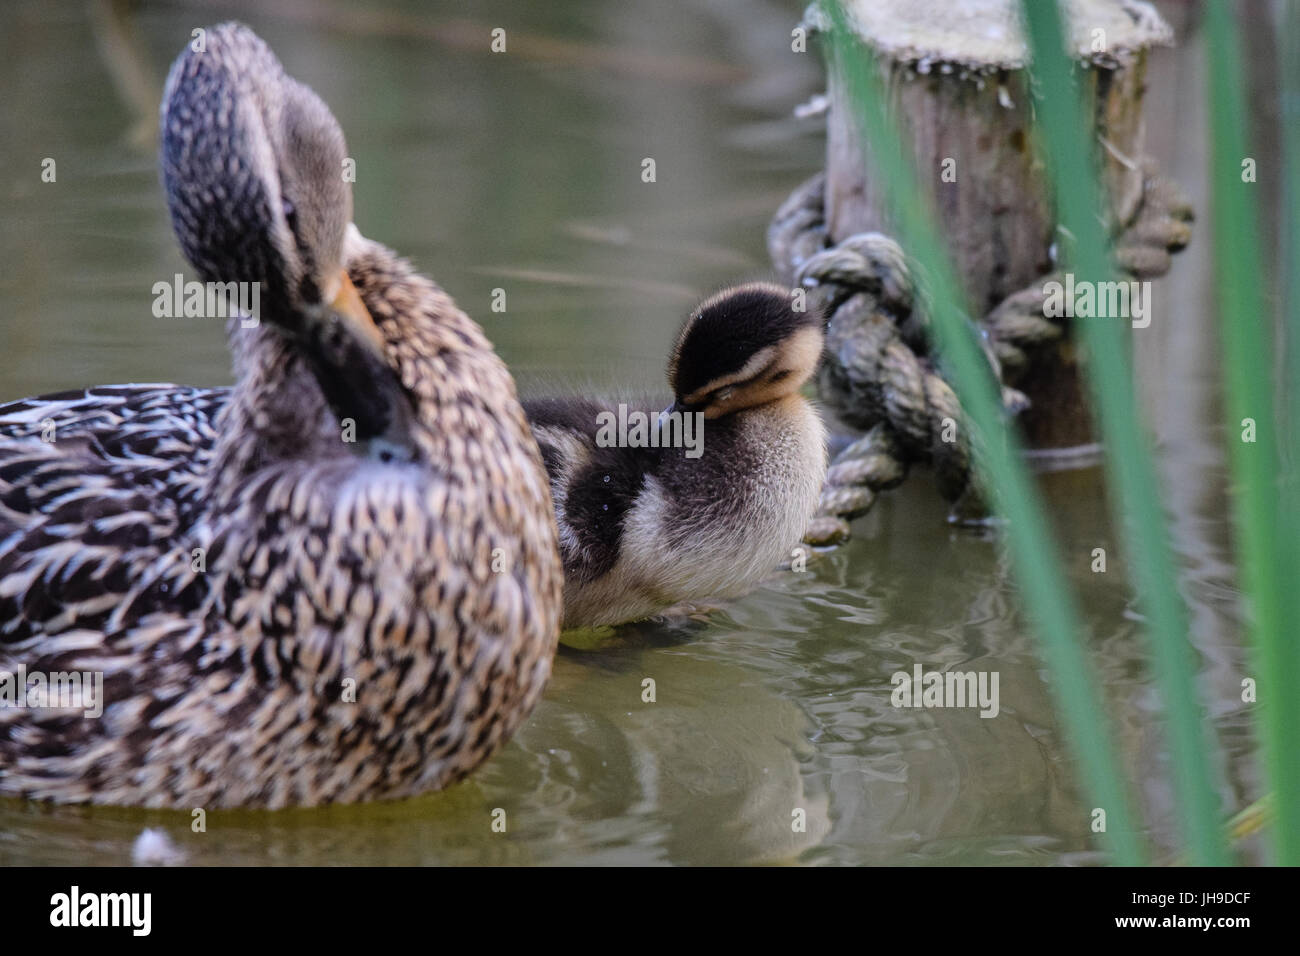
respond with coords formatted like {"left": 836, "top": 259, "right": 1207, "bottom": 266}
{"left": 0, "top": 388, "right": 220, "bottom": 645}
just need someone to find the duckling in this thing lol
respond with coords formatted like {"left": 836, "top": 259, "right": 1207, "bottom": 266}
{"left": 525, "top": 284, "right": 826, "bottom": 630}
{"left": 0, "top": 23, "right": 562, "bottom": 809}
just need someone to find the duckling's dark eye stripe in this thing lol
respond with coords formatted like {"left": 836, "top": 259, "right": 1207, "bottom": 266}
{"left": 768, "top": 369, "right": 792, "bottom": 383}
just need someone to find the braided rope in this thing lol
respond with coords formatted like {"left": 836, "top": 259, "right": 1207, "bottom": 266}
{"left": 774, "top": 164, "right": 1194, "bottom": 546}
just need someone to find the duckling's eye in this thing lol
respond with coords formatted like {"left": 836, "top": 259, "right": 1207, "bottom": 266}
{"left": 281, "top": 197, "right": 299, "bottom": 235}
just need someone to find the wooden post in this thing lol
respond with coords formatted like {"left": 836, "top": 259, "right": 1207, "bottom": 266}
{"left": 815, "top": 0, "right": 1171, "bottom": 449}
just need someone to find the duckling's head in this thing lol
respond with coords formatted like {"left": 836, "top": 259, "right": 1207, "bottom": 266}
{"left": 159, "top": 21, "right": 382, "bottom": 356}
{"left": 666, "top": 283, "right": 824, "bottom": 419}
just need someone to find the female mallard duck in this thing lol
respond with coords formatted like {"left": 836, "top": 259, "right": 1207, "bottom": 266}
{"left": 525, "top": 284, "right": 827, "bottom": 629}
{"left": 0, "top": 23, "right": 562, "bottom": 808}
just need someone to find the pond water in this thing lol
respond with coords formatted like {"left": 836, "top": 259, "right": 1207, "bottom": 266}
{"left": 0, "top": 0, "right": 1265, "bottom": 864}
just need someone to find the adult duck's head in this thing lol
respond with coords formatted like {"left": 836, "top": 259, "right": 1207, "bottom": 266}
{"left": 160, "top": 22, "right": 409, "bottom": 452}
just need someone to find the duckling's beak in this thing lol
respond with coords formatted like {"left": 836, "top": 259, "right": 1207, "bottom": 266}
{"left": 658, "top": 400, "right": 699, "bottom": 432}
{"left": 325, "top": 270, "right": 387, "bottom": 358}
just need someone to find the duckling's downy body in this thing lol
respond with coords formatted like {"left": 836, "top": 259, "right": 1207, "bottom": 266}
{"left": 526, "top": 285, "right": 827, "bottom": 630}
{"left": 0, "top": 24, "right": 561, "bottom": 808}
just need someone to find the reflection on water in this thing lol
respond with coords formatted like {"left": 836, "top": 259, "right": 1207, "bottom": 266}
{"left": 0, "top": 0, "right": 1261, "bottom": 864}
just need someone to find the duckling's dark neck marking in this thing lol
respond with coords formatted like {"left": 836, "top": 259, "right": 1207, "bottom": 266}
{"left": 524, "top": 398, "right": 644, "bottom": 582}
{"left": 525, "top": 396, "right": 765, "bottom": 584}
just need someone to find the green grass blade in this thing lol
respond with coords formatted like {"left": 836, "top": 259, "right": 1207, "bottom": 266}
{"left": 1019, "top": 0, "right": 1228, "bottom": 866}
{"left": 1282, "top": 0, "right": 1300, "bottom": 529}
{"left": 822, "top": 1, "right": 1143, "bottom": 864}
{"left": 1205, "top": 1, "right": 1299, "bottom": 865}
{"left": 1281, "top": 0, "right": 1300, "bottom": 858}
{"left": 1283, "top": 0, "right": 1300, "bottom": 481}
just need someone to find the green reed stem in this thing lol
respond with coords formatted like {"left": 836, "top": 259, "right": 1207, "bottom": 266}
{"left": 1205, "top": 1, "right": 1299, "bottom": 865}
{"left": 1281, "top": 0, "right": 1300, "bottom": 854}
{"left": 822, "top": 1, "right": 1143, "bottom": 864}
{"left": 1019, "top": 0, "right": 1228, "bottom": 866}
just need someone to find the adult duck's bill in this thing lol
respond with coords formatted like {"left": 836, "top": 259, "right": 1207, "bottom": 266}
{"left": 322, "top": 269, "right": 387, "bottom": 359}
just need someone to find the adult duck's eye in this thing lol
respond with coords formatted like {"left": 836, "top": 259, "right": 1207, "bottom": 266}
{"left": 714, "top": 386, "right": 734, "bottom": 402}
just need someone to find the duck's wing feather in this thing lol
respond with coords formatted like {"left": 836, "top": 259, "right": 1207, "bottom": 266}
{"left": 0, "top": 383, "right": 227, "bottom": 446}
{"left": 0, "top": 385, "right": 228, "bottom": 646}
